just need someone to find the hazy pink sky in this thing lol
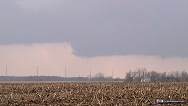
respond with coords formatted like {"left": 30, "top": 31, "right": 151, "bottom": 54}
{"left": 1, "top": 43, "right": 188, "bottom": 78}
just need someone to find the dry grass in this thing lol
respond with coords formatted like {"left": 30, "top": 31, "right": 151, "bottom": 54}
{"left": 0, "top": 82, "right": 188, "bottom": 106}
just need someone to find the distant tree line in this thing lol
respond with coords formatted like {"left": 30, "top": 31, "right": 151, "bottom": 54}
{"left": 1, "top": 69, "right": 187, "bottom": 82}
{"left": 90, "top": 72, "right": 123, "bottom": 81}
{"left": 0, "top": 73, "right": 123, "bottom": 82}
{"left": 125, "top": 68, "right": 188, "bottom": 82}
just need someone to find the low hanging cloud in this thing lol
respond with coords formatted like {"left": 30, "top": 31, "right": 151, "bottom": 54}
{"left": 0, "top": 43, "right": 188, "bottom": 78}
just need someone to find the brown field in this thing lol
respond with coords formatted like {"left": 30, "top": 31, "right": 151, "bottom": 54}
{"left": 0, "top": 82, "right": 188, "bottom": 106}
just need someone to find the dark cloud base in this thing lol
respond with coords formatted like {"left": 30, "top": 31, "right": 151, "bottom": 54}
{"left": 0, "top": 0, "right": 188, "bottom": 57}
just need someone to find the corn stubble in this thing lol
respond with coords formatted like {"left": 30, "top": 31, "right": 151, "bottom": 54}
{"left": 0, "top": 82, "right": 188, "bottom": 106}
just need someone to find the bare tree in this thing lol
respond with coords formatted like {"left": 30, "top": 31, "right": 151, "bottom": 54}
{"left": 125, "top": 70, "right": 133, "bottom": 82}
{"left": 149, "top": 70, "right": 160, "bottom": 82}
{"left": 95, "top": 72, "right": 104, "bottom": 78}
{"left": 180, "top": 71, "right": 188, "bottom": 82}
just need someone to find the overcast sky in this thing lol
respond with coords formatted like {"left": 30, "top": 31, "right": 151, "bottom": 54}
{"left": 0, "top": 0, "right": 188, "bottom": 78}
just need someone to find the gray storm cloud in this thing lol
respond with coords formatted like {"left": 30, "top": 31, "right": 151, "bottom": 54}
{"left": 1, "top": 1, "right": 188, "bottom": 77}
{"left": 0, "top": 0, "right": 188, "bottom": 57}
{"left": 0, "top": 43, "right": 188, "bottom": 78}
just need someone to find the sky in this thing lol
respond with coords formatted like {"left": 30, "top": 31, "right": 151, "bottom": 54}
{"left": 0, "top": 0, "right": 188, "bottom": 78}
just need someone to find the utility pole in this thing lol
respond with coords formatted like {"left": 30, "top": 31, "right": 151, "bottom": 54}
{"left": 36, "top": 66, "right": 39, "bottom": 82}
{"left": 5, "top": 66, "right": 7, "bottom": 76}
{"left": 65, "top": 67, "right": 66, "bottom": 78}
{"left": 112, "top": 70, "right": 113, "bottom": 79}
{"left": 37, "top": 66, "right": 38, "bottom": 77}
{"left": 90, "top": 68, "right": 92, "bottom": 81}
{"left": 64, "top": 67, "right": 67, "bottom": 82}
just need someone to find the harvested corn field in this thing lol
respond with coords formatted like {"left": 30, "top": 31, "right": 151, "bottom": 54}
{"left": 0, "top": 82, "right": 188, "bottom": 105}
